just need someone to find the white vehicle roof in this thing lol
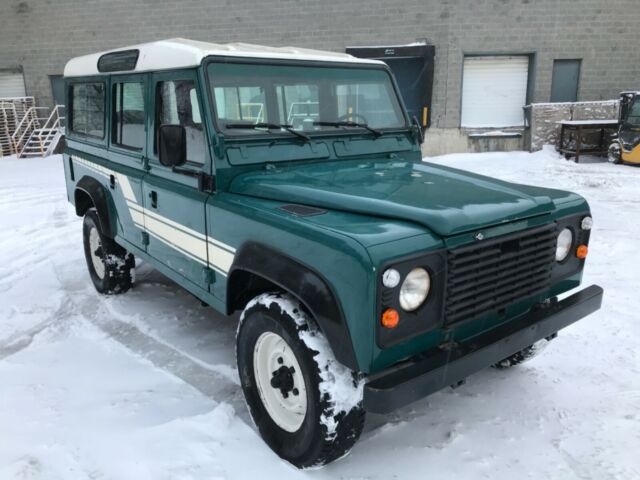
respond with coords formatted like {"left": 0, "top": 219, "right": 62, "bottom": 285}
{"left": 64, "top": 38, "right": 384, "bottom": 77}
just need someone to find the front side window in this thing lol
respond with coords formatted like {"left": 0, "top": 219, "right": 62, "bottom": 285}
{"left": 208, "top": 62, "right": 406, "bottom": 136}
{"left": 70, "top": 82, "right": 105, "bottom": 137}
{"left": 112, "top": 82, "right": 145, "bottom": 149}
{"left": 156, "top": 80, "right": 205, "bottom": 164}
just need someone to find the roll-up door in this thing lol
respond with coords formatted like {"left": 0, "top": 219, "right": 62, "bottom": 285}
{"left": 0, "top": 71, "right": 26, "bottom": 98}
{"left": 461, "top": 56, "right": 528, "bottom": 128}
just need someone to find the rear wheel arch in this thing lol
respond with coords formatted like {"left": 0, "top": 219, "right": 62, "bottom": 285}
{"left": 227, "top": 242, "right": 359, "bottom": 371}
{"left": 74, "top": 176, "right": 115, "bottom": 238}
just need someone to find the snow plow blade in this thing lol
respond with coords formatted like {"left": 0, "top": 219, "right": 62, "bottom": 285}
{"left": 363, "top": 285, "right": 604, "bottom": 414}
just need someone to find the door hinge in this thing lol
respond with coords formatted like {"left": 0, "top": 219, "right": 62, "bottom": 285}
{"left": 202, "top": 266, "right": 216, "bottom": 285}
{"left": 141, "top": 231, "right": 149, "bottom": 246}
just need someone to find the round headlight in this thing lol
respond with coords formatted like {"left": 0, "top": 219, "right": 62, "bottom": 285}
{"left": 556, "top": 228, "right": 573, "bottom": 262}
{"left": 399, "top": 268, "right": 430, "bottom": 311}
{"left": 382, "top": 268, "right": 401, "bottom": 288}
{"left": 581, "top": 216, "right": 593, "bottom": 231}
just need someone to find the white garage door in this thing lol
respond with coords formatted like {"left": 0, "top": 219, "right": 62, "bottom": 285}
{"left": 461, "top": 56, "right": 528, "bottom": 128}
{"left": 0, "top": 71, "right": 26, "bottom": 98}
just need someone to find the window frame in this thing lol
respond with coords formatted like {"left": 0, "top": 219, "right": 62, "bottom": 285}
{"left": 67, "top": 78, "right": 107, "bottom": 141}
{"left": 203, "top": 56, "right": 411, "bottom": 141}
{"left": 147, "top": 69, "right": 210, "bottom": 171}
{"left": 109, "top": 73, "right": 147, "bottom": 153}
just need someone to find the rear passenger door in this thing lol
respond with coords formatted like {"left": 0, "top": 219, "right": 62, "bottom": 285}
{"left": 143, "top": 70, "right": 211, "bottom": 290}
{"left": 107, "top": 73, "right": 148, "bottom": 252}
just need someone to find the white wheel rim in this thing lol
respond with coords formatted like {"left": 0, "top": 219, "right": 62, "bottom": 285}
{"left": 253, "top": 331, "right": 307, "bottom": 432}
{"left": 89, "top": 227, "right": 105, "bottom": 279}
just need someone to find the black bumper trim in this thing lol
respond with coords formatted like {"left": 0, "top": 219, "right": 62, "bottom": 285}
{"left": 363, "top": 285, "right": 603, "bottom": 414}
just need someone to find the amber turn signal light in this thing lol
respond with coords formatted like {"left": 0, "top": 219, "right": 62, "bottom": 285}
{"left": 576, "top": 244, "right": 588, "bottom": 259}
{"left": 381, "top": 308, "right": 400, "bottom": 329}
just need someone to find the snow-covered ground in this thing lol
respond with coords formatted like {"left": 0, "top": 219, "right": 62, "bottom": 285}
{"left": 0, "top": 147, "right": 638, "bottom": 479}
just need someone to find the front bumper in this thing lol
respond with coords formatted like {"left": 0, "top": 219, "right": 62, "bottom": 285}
{"left": 363, "top": 285, "right": 604, "bottom": 414}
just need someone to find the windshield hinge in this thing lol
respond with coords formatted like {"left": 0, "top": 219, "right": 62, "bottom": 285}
{"left": 212, "top": 133, "right": 225, "bottom": 159}
{"left": 198, "top": 172, "right": 216, "bottom": 192}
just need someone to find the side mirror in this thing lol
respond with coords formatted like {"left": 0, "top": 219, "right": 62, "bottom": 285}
{"left": 412, "top": 115, "right": 425, "bottom": 144}
{"left": 158, "top": 124, "right": 187, "bottom": 167}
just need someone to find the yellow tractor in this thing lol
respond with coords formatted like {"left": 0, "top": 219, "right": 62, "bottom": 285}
{"left": 609, "top": 91, "right": 640, "bottom": 164}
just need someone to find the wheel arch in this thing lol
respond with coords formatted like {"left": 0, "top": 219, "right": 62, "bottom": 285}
{"left": 227, "top": 241, "right": 359, "bottom": 371}
{"left": 74, "top": 175, "right": 115, "bottom": 238}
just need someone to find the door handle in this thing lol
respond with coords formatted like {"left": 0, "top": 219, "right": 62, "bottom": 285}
{"left": 150, "top": 190, "right": 158, "bottom": 208}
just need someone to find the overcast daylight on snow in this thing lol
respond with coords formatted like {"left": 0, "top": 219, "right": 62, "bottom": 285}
{"left": 1, "top": 0, "right": 638, "bottom": 478}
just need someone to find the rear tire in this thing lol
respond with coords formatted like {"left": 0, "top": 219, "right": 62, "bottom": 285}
{"left": 236, "top": 292, "right": 365, "bottom": 468}
{"left": 82, "top": 208, "right": 134, "bottom": 294}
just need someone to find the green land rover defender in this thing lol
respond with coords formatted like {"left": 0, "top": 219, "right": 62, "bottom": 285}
{"left": 62, "top": 39, "right": 603, "bottom": 468}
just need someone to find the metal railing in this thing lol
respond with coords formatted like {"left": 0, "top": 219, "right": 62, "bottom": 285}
{"left": 11, "top": 106, "right": 47, "bottom": 155}
{"left": 10, "top": 105, "right": 65, "bottom": 157}
{"left": 35, "top": 105, "right": 66, "bottom": 156}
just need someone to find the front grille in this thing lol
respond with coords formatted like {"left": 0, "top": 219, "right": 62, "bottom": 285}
{"left": 444, "top": 223, "right": 557, "bottom": 325}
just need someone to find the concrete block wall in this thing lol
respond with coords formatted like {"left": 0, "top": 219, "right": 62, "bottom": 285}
{"left": 1, "top": 0, "right": 639, "bottom": 144}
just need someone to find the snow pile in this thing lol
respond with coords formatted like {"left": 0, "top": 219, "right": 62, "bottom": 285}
{"left": 0, "top": 149, "right": 638, "bottom": 479}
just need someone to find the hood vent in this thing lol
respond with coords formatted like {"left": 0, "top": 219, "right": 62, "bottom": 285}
{"left": 278, "top": 204, "right": 327, "bottom": 217}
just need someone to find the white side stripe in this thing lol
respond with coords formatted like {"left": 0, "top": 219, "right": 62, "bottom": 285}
{"left": 116, "top": 173, "right": 137, "bottom": 203}
{"left": 73, "top": 156, "right": 235, "bottom": 275}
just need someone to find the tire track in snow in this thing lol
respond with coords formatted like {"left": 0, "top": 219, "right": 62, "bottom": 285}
{"left": 0, "top": 300, "right": 72, "bottom": 361}
{"left": 73, "top": 290, "right": 248, "bottom": 416}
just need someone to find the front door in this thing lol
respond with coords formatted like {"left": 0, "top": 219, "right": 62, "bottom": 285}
{"left": 143, "top": 69, "right": 212, "bottom": 290}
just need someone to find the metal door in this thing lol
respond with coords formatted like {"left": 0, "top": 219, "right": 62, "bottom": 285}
{"left": 551, "top": 59, "right": 581, "bottom": 103}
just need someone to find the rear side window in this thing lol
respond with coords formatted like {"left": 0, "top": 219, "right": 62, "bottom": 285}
{"left": 156, "top": 80, "right": 205, "bottom": 164}
{"left": 70, "top": 82, "right": 105, "bottom": 138}
{"left": 112, "top": 82, "right": 145, "bottom": 150}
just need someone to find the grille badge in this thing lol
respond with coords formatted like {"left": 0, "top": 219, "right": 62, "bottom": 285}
{"left": 474, "top": 232, "right": 485, "bottom": 241}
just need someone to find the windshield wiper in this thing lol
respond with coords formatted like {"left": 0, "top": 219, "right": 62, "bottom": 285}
{"left": 313, "top": 121, "right": 382, "bottom": 137}
{"left": 225, "top": 122, "right": 310, "bottom": 142}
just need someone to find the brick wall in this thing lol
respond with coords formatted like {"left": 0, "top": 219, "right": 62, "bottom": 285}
{"left": 1, "top": 0, "right": 639, "bottom": 132}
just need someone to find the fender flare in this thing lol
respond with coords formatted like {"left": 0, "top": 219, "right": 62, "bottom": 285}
{"left": 74, "top": 175, "right": 115, "bottom": 238}
{"left": 228, "top": 241, "right": 359, "bottom": 371}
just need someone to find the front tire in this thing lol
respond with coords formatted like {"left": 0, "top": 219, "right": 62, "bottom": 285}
{"left": 492, "top": 338, "right": 551, "bottom": 369}
{"left": 236, "top": 292, "right": 365, "bottom": 468}
{"left": 82, "top": 208, "right": 134, "bottom": 294}
{"left": 608, "top": 142, "right": 622, "bottom": 164}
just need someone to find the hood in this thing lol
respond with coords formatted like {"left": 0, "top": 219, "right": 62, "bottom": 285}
{"left": 229, "top": 159, "right": 556, "bottom": 236}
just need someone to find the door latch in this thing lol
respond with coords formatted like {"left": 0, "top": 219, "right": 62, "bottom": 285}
{"left": 150, "top": 190, "right": 158, "bottom": 208}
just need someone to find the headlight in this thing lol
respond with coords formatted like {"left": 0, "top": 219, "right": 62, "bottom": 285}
{"left": 382, "top": 268, "right": 401, "bottom": 288}
{"left": 556, "top": 228, "right": 573, "bottom": 262}
{"left": 581, "top": 216, "right": 593, "bottom": 231}
{"left": 399, "top": 267, "right": 430, "bottom": 311}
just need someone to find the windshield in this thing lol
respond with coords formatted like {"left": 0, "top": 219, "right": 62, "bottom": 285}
{"left": 626, "top": 98, "right": 640, "bottom": 127}
{"left": 207, "top": 61, "right": 407, "bottom": 137}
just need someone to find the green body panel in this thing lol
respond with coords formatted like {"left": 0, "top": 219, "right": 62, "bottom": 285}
{"left": 228, "top": 158, "right": 572, "bottom": 237}
{"left": 63, "top": 60, "right": 592, "bottom": 376}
